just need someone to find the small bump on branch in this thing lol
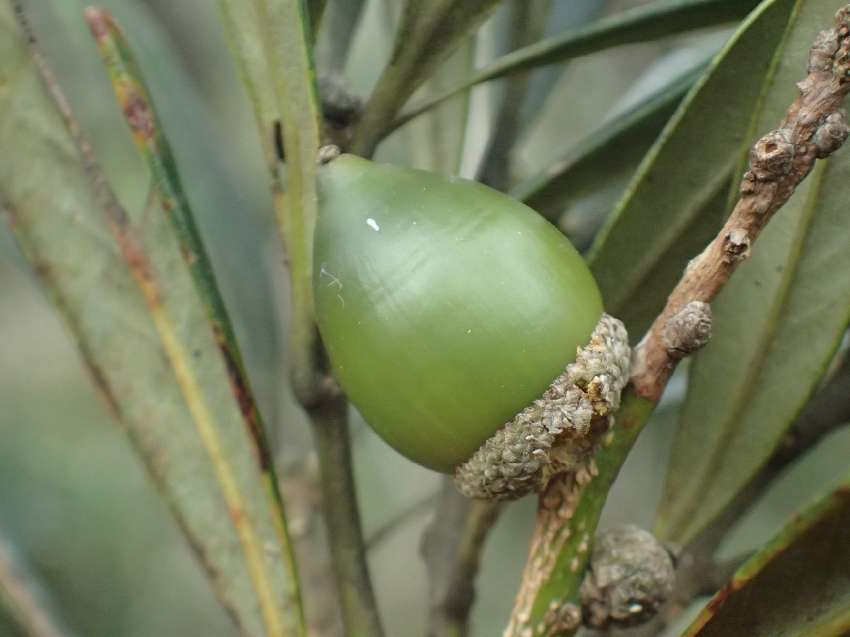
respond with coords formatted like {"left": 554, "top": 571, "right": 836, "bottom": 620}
{"left": 661, "top": 301, "right": 712, "bottom": 358}
{"left": 579, "top": 525, "right": 675, "bottom": 630}
{"left": 317, "top": 144, "right": 341, "bottom": 165}
{"left": 631, "top": 6, "right": 850, "bottom": 400}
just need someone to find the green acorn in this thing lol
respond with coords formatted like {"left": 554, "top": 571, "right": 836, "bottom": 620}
{"left": 313, "top": 153, "right": 629, "bottom": 500}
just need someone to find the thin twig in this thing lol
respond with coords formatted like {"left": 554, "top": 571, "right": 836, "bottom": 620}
{"left": 310, "top": 396, "right": 386, "bottom": 637}
{"left": 366, "top": 491, "right": 438, "bottom": 551}
{"left": 421, "top": 480, "right": 503, "bottom": 637}
{"left": 506, "top": 7, "right": 850, "bottom": 635}
{"left": 279, "top": 457, "right": 345, "bottom": 637}
{"left": 0, "top": 532, "right": 75, "bottom": 637}
{"left": 631, "top": 9, "right": 850, "bottom": 399}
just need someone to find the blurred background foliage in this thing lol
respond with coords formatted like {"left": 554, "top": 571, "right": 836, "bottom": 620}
{"left": 1, "top": 1, "right": 849, "bottom": 636}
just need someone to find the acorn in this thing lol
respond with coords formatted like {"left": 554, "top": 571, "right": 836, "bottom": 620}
{"left": 313, "top": 152, "right": 630, "bottom": 500}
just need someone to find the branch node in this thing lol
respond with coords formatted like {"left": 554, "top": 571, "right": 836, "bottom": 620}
{"left": 317, "top": 144, "right": 341, "bottom": 165}
{"left": 808, "top": 29, "right": 840, "bottom": 74}
{"left": 813, "top": 110, "right": 850, "bottom": 157}
{"left": 579, "top": 525, "right": 675, "bottom": 630}
{"left": 749, "top": 129, "right": 795, "bottom": 181}
{"left": 722, "top": 228, "right": 751, "bottom": 263}
{"left": 662, "top": 301, "right": 713, "bottom": 358}
{"left": 542, "top": 601, "right": 582, "bottom": 634}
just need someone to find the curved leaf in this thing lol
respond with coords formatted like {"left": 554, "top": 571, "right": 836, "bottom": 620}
{"left": 0, "top": 5, "right": 304, "bottom": 635}
{"left": 679, "top": 476, "right": 850, "bottom": 637}
{"left": 214, "top": 1, "right": 279, "bottom": 170}
{"left": 656, "top": 2, "right": 850, "bottom": 546}
{"left": 394, "top": 0, "right": 760, "bottom": 131}
{"left": 587, "top": 0, "right": 798, "bottom": 332}
{"left": 405, "top": 36, "right": 475, "bottom": 175}
{"left": 513, "top": 65, "right": 699, "bottom": 250}
{"left": 349, "top": 0, "right": 504, "bottom": 156}
{"left": 515, "top": 0, "right": 609, "bottom": 134}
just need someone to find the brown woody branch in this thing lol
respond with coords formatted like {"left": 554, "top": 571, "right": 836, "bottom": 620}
{"left": 631, "top": 7, "right": 850, "bottom": 400}
{"left": 506, "top": 7, "right": 850, "bottom": 636}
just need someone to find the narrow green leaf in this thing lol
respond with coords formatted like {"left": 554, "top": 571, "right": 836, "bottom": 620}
{"left": 655, "top": 1, "right": 850, "bottom": 546}
{"left": 618, "top": 179, "right": 731, "bottom": 338}
{"left": 349, "top": 0, "right": 504, "bottom": 157}
{"left": 679, "top": 476, "right": 850, "bottom": 637}
{"left": 513, "top": 65, "right": 699, "bottom": 249}
{"left": 219, "top": 0, "right": 323, "bottom": 399}
{"left": 84, "top": 5, "right": 301, "bottom": 614}
{"left": 394, "top": 0, "right": 761, "bottom": 132}
{"left": 306, "top": 0, "right": 326, "bottom": 36}
{"left": 218, "top": 4, "right": 385, "bottom": 636}
{"left": 0, "top": 5, "right": 304, "bottom": 636}
{"left": 316, "top": 0, "right": 367, "bottom": 73}
{"left": 477, "top": 0, "right": 550, "bottom": 190}
{"left": 587, "top": 0, "right": 798, "bottom": 325}
{"left": 515, "top": 0, "right": 608, "bottom": 134}
{"left": 405, "top": 36, "right": 475, "bottom": 174}
{"left": 214, "top": 1, "right": 279, "bottom": 171}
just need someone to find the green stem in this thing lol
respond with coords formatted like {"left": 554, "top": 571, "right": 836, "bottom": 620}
{"left": 216, "top": 2, "right": 385, "bottom": 634}
{"left": 505, "top": 391, "right": 655, "bottom": 636}
{"left": 349, "top": 0, "right": 502, "bottom": 157}
{"left": 310, "top": 398, "right": 386, "bottom": 637}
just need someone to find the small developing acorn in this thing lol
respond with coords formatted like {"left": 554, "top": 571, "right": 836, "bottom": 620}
{"left": 313, "top": 153, "right": 629, "bottom": 500}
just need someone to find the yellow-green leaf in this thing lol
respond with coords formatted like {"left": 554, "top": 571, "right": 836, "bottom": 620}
{"left": 217, "top": 0, "right": 323, "bottom": 400}
{"left": 0, "top": 5, "right": 304, "bottom": 635}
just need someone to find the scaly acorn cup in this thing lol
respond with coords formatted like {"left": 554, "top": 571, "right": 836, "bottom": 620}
{"left": 313, "top": 152, "right": 630, "bottom": 500}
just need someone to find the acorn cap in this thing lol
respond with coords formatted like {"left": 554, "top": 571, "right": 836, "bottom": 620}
{"left": 455, "top": 314, "right": 630, "bottom": 500}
